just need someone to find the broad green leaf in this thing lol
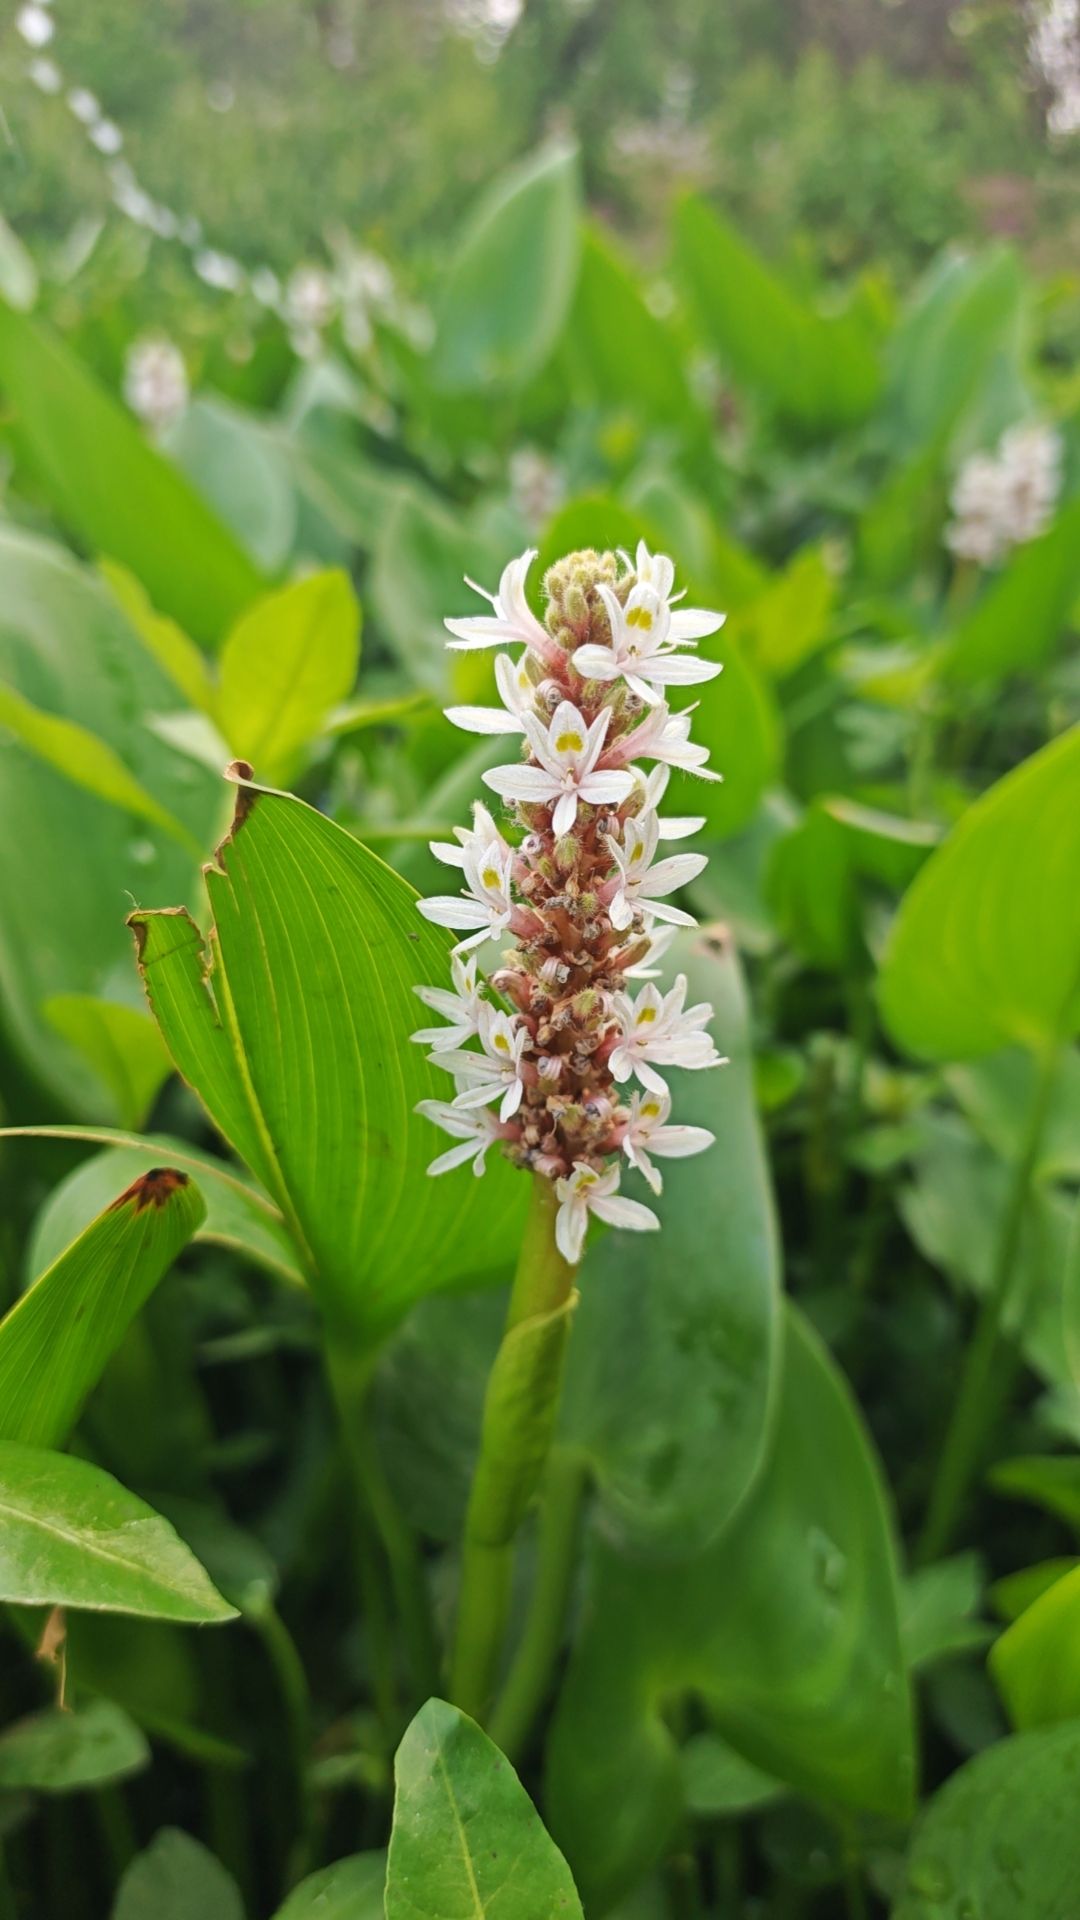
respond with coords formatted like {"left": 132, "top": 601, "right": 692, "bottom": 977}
{"left": 946, "top": 1047, "right": 1080, "bottom": 1181}
{"left": 991, "top": 1559, "right": 1078, "bottom": 1623}
{"left": 733, "top": 547, "right": 837, "bottom": 680}
{"left": 0, "top": 1700, "right": 148, "bottom": 1793}
{"left": 99, "top": 562, "right": 216, "bottom": 714}
{"left": 0, "top": 1442, "right": 236, "bottom": 1622}
{"left": 386, "top": 1698, "right": 583, "bottom": 1920}
{"left": 271, "top": 1854, "right": 385, "bottom": 1919}
{"left": 41, "top": 996, "right": 173, "bottom": 1130}
{"left": 112, "top": 1829, "right": 245, "bottom": 1920}
{"left": 987, "top": 1454, "right": 1080, "bottom": 1533}
{"left": 945, "top": 497, "right": 1080, "bottom": 686}
{"left": 0, "top": 304, "right": 262, "bottom": 643}
{"left": 622, "top": 469, "right": 768, "bottom": 608}
{"left": 879, "top": 727, "right": 1080, "bottom": 1060}
{"left": 164, "top": 394, "right": 297, "bottom": 574}
{"left": 216, "top": 571, "right": 360, "bottom": 780}
{"left": 0, "top": 1164, "right": 205, "bottom": 1448}
{"left": 560, "top": 933, "right": 780, "bottom": 1552}
{"left": 0, "top": 680, "right": 200, "bottom": 858}
{"left": 431, "top": 141, "right": 581, "bottom": 392}
{"left": 565, "top": 226, "right": 696, "bottom": 427}
{"left": 766, "top": 804, "right": 861, "bottom": 970}
{"left": 675, "top": 197, "right": 879, "bottom": 434}
{"left": 547, "top": 1306, "right": 914, "bottom": 1909}
{"left": 326, "top": 691, "right": 433, "bottom": 737}
{"left": 64, "top": 1611, "right": 245, "bottom": 1767}
{"left": 892, "top": 1723, "right": 1080, "bottom": 1918}
{"left": 136, "top": 779, "right": 527, "bottom": 1337}
{"left": 0, "top": 527, "right": 218, "bottom": 1113}
{"left": 535, "top": 496, "right": 650, "bottom": 591}
{"left": 990, "top": 1560, "right": 1080, "bottom": 1729}
{"left": 1, "top": 1126, "right": 303, "bottom": 1289}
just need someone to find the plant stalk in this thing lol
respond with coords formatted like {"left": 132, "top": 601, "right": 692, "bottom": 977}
{"left": 917, "top": 1040, "right": 1060, "bottom": 1564}
{"left": 251, "top": 1598, "right": 316, "bottom": 1885}
{"left": 450, "top": 1175, "right": 578, "bottom": 1723}
{"left": 327, "top": 1343, "right": 440, "bottom": 1709}
{"left": 488, "top": 1448, "right": 587, "bottom": 1760}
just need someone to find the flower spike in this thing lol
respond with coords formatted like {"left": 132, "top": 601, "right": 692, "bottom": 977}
{"left": 414, "top": 542, "right": 727, "bottom": 1252}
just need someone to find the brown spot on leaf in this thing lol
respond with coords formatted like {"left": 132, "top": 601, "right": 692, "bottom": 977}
{"left": 695, "top": 921, "right": 732, "bottom": 960}
{"left": 109, "top": 1166, "right": 190, "bottom": 1213}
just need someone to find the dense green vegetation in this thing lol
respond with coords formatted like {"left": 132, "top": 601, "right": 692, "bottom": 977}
{"left": 1, "top": 6, "right": 1079, "bottom": 1917}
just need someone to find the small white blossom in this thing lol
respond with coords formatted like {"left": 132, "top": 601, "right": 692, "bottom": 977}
{"left": 609, "top": 974, "right": 726, "bottom": 1096}
{"left": 613, "top": 701, "right": 723, "bottom": 782}
{"left": 429, "top": 801, "right": 511, "bottom": 873}
{"left": 415, "top": 1099, "right": 504, "bottom": 1177}
{"left": 635, "top": 763, "right": 705, "bottom": 841}
{"left": 123, "top": 336, "right": 189, "bottom": 434}
{"left": 554, "top": 1161, "right": 660, "bottom": 1264}
{"left": 945, "top": 421, "right": 1063, "bottom": 567}
{"left": 509, "top": 446, "right": 564, "bottom": 529}
{"left": 193, "top": 250, "right": 246, "bottom": 293}
{"left": 432, "top": 1006, "right": 529, "bottom": 1123}
{"left": 17, "top": 4, "right": 54, "bottom": 47}
{"left": 620, "top": 1088, "right": 715, "bottom": 1195}
{"left": 1029, "top": 0, "right": 1080, "bottom": 136}
{"left": 67, "top": 88, "right": 101, "bottom": 124}
{"left": 90, "top": 119, "right": 123, "bottom": 154}
{"left": 285, "top": 265, "right": 337, "bottom": 333}
{"left": 28, "top": 56, "right": 62, "bottom": 92}
{"left": 605, "top": 810, "right": 707, "bottom": 931}
{"left": 444, "top": 650, "right": 536, "bottom": 736}
{"left": 622, "top": 923, "right": 679, "bottom": 980}
{"left": 416, "top": 837, "right": 516, "bottom": 953}
{"left": 577, "top": 572, "right": 723, "bottom": 703}
{"left": 411, "top": 953, "right": 486, "bottom": 1050}
{"left": 484, "top": 702, "right": 635, "bottom": 837}
{"left": 444, "top": 549, "right": 562, "bottom": 670}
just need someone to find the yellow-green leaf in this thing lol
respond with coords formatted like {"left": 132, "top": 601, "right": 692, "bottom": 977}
{"left": 216, "top": 570, "right": 361, "bottom": 779}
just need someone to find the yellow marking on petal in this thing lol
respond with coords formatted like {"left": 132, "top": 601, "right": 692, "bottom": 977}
{"left": 493, "top": 1032, "right": 510, "bottom": 1053}
{"left": 641, "top": 1100, "right": 661, "bottom": 1119}
{"left": 482, "top": 867, "right": 501, "bottom": 889}
{"left": 636, "top": 1006, "right": 658, "bottom": 1025}
{"left": 555, "top": 730, "right": 584, "bottom": 754}
{"left": 626, "top": 605, "right": 654, "bottom": 630}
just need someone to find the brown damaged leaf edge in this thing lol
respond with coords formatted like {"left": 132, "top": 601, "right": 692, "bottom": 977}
{"left": 222, "top": 757, "right": 260, "bottom": 836}
{"left": 108, "top": 1166, "right": 191, "bottom": 1213}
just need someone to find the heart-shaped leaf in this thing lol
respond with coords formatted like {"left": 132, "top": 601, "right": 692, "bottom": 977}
{"left": 0, "top": 1699, "right": 149, "bottom": 1793}
{"left": 386, "top": 1698, "right": 583, "bottom": 1919}
{"left": 546, "top": 1305, "right": 914, "bottom": 1909}
{"left": 132, "top": 777, "right": 527, "bottom": 1339}
{"left": 112, "top": 1829, "right": 245, "bottom": 1920}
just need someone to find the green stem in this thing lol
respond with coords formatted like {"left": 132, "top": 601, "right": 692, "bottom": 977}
{"left": 488, "top": 1449, "right": 586, "bottom": 1761}
{"left": 327, "top": 1344, "right": 440, "bottom": 1708}
{"left": 450, "top": 1175, "right": 578, "bottom": 1723}
{"left": 251, "top": 1599, "right": 316, "bottom": 1885}
{"left": 918, "top": 1040, "right": 1060, "bottom": 1564}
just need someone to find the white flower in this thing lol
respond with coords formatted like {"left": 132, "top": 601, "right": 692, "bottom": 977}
{"left": 636, "top": 763, "right": 705, "bottom": 841}
{"left": 28, "top": 56, "right": 62, "bottom": 92}
{"left": 429, "top": 801, "right": 510, "bottom": 873}
{"left": 575, "top": 578, "right": 723, "bottom": 703}
{"left": 620, "top": 1088, "right": 715, "bottom": 1195}
{"left": 123, "top": 337, "right": 189, "bottom": 434}
{"left": 444, "top": 650, "right": 536, "bottom": 736}
{"left": 432, "top": 1006, "right": 528, "bottom": 1123}
{"left": 1029, "top": 0, "right": 1080, "bottom": 136}
{"left": 609, "top": 973, "right": 726, "bottom": 1095}
{"left": 90, "top": 120, "right": 123, "bottom": 155}
{"left": 193, "top": 250, "right": 246, "bottom": 293}
{"left": 483, "top": 702, "right": 635, "bottom": 837}
{"left": 411, "top": 953, "right": 486, "bottom": 1050}
{"left": 945, "top": 421, "right": 1063, "bottom": 567}
{"left": 68, "top": 89, "right": 101, "bottom": 124}
{"left": 614, "top": 701, "right": 723, "bottom": 783}
{"left": 605, "top": 810, "right": 707, "bottom": 931}
{"left": 17, "top": 4, "right": 54, "bottom": 48}
{"left": 444, "top": 549, "right": 562, "bottom": 669}
{"left": 416, "top": 836, "right": 515, "bottom": 952}
{"left": 554, "top": 1161, "right": 660, "bottom": 1264}
{"left": 415, "top": 1099, "right": 503, "bottom": 1177}
{"left": 285, "top": 265, "right": 337, "bottom": 333}
{"left": 509, "top": 446, "right": 564, "bottom": 529}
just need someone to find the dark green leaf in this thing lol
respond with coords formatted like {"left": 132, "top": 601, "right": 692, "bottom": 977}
{"left": 946, "top": 498, "right": 1080, "bottom": 686}
{"left": 41, "top": 997, "right": 173, "bottom": 1131}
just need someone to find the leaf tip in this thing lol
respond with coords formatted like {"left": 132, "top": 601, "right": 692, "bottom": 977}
{"left": 108, "top": 1166, "right": 191, "bottom": 1214}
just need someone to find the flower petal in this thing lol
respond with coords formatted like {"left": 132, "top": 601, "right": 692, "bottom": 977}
{"left": 591, "top": 1194, "right": 661, "bottom": 1234}
{"left": 443, "top": 704, "right": 525, "bottom": 735}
